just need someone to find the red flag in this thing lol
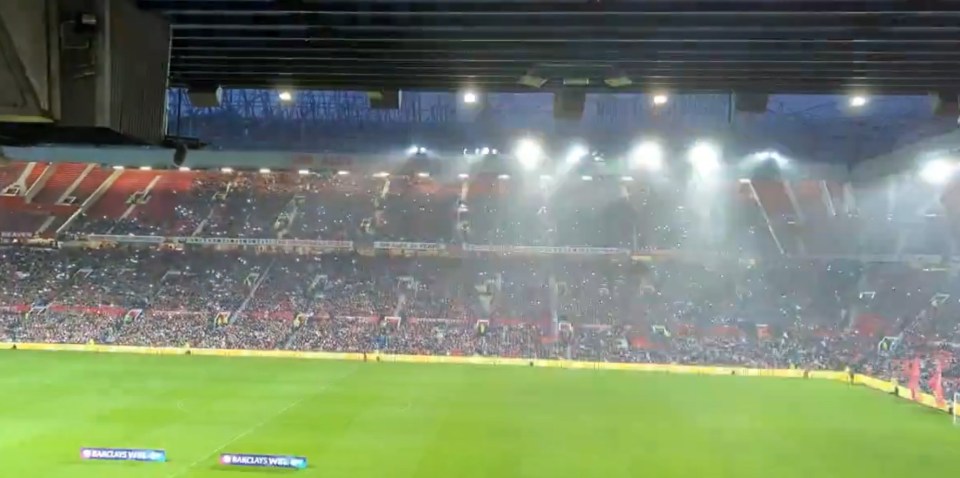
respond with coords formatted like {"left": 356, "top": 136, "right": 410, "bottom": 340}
{"left": 908, "top": 358, "right": 921, "bottom": 401}
{"left": 928, "top": 360, "right": 946, "bottom": 408}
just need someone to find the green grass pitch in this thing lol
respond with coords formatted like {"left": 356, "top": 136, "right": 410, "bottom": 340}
{"left": 0, "top": 350, "right": 957, "bottom": 478}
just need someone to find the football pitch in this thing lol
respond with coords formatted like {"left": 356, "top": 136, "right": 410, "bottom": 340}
{"left": 0, "top": 351, "right": 957, "bottom": 478}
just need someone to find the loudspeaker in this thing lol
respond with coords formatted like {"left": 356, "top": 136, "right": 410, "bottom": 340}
{"left": 186, "top": 84, "right": 223, "bottom": 108}
{"left": 734, "top": 93, "right": 769, "bottom": 113}
{"left": 368, "top": 90, "right": 401, "bottom": 110}
{"left": 553, "top": 91, "right": 586, "bottom": 120}
{"left": 172, "top": 143, "right": 187, "bottom": 167}
{"left": 931, "top": 92, "right": 959, "bottom": 117}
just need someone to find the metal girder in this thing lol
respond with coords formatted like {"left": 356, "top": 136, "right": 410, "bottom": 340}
{"left": 164, "top": 18, "right": 960, "bottom": 31}
{"left": 170, "top": 54, "right": 960, "bottom": 65}
{"left": 168, "top": 45, "right": 960, "bottom": 56}
{"left": 168, "top": 60, "right": 960, "bottom": 75}
{"left": 170, "top": 32, "right": 960, "bottom": 43}
{"left": 138, "top": 1, "right": 960, "bottom": 15}
{"left": 166, "top": 78, "right": 960, "bottom": 94}
{"left": 165, "top": 38, "right": 960, "bottom": 56}
{"left": 141, "top": 0, "right": 960, "bottom": 92}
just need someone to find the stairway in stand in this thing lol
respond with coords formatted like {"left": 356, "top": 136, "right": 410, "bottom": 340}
{"left": 85, "top": 170, "right": 159, "bottom": 220}
{"left": 32, "top": 163, "right": 87, "bottom": 204}
{"left": 71, "top": 167, "right": 113, "bottom": 204}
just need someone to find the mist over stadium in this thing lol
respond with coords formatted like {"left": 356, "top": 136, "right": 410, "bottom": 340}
{"left": 2, "top": 1, "right": 960, "bottom": 477}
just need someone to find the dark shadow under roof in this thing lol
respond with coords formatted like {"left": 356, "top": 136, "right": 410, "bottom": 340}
{"left": 141, "top": 0, "right": 960, "bottom": 94}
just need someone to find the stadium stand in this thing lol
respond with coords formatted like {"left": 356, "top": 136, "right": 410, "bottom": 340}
{"left": 0, "top": 159, "right": 957, "bottom": 401}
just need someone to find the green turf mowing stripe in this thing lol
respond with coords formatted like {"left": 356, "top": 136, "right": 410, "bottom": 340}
{"left": 0, "top": 351, "right": 956, "bottom": 478}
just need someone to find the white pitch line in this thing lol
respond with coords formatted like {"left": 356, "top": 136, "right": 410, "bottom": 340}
{"left": 164, "top": 390, "right": 317, "bottom": 478}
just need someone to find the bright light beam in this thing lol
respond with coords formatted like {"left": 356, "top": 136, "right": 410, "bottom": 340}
{"left": 920, "top": 159, "right": 957, "bottom": 184}
{"left": 750, "top": 150, "right": 789, "bottom": 168}
{"left": 630, "top": 141, "right": 663, "bottom": 171}
{"left": 515, "top": 138, "right": 544, "bottom": 171}
{"left": 689, "top": 142, "right": 721, "bottom": 175}
{"left": 566, "top": 144, "right": 589, "bottom": 164}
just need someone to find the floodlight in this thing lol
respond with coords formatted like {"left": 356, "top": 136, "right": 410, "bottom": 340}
{"left": 688, "top": 142, "right": 721, "bottom": 174}
{"left": 652, "top": 94, "right": 669, "bottom": 106}
{"left": 920, "top": 159, "right": 956, "bottom": 184}
{"left": 849, "top": 95, "right": 868, "bottom": 108}
{"left": 407, "top": 145, "right": 426, "bottom": 155}
{"left": 630, "top": 141, "right": 663, "bottom": 171}
{"left": 751, "top": 150, "right": 788, "bottom": 167}
{"left": 463, "top": 91, "right": 478, "bottom": 104}
{"left": 566, "top": 144, "right": 589, "bottom": 164}
{"left": 480, "top": 147, "right": 491, "bottom": 156}
{"left": 514, "top": 138, "right": 544, "bottom": 171}
{"left": 754, "top": 150, "right": 775, "bottom": 161}
{"left": 278, "top": 91, "right": 293, "bottom": 102}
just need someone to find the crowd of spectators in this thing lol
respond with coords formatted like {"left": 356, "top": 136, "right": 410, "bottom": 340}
{"left": 60, "top": 169, "right": 820, "bottom": 254}
{"left": 0, "top": 244, "right": 957, "bottom": 403}
{"left": 4, "top": 159, "right": 960, "bottom": 400}
{"left": 16, "top": 310, "right": 119, "bottom": 345}
{"left": 6, "top": 146, "right": 960, "bottom": 418}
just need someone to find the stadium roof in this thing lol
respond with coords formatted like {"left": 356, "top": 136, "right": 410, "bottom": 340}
{"left": 142, "top": 0, "right": 960, "bottom": 94}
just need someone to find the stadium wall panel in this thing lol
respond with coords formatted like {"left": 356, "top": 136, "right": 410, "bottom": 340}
{"left": 854, "top": 373, "right": 949, "bottom": 412}
{"left": 0, "top": 342, "right": 831, "bottom": 380}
